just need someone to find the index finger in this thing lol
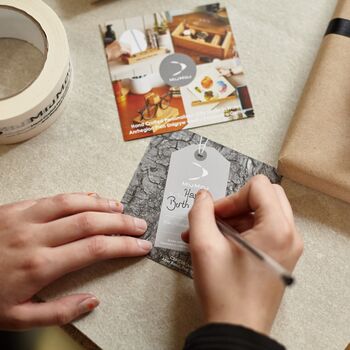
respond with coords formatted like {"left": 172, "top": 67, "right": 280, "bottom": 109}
{"left": 24, "top": 193, "right": 123, "bottom": 222}
{"left": 188, "top": 190, "right": 227, "bottom": 249}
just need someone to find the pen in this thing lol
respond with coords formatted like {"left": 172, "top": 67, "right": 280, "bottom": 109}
{"left": 215, "top": 216, "right": 295, "bottom": 287}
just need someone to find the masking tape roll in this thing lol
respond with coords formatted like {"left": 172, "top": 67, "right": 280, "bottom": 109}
{"left": 0, "top": 0, "right": 71, "bottom": 144}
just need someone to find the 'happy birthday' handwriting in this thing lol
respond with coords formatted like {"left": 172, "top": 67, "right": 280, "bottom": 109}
{"left": 166, "top": 188, "right": 196, "bottom": 211}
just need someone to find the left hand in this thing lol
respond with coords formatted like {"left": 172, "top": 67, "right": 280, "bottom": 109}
{"left": 0, "top": 192, "right": 151, "bottom": 330}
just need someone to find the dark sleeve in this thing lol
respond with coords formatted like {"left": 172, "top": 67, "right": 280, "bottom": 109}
{"left": 183, "top": 323, "right": 286, "bottom": 350}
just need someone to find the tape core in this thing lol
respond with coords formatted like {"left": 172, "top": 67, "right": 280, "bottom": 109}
{"left": 0, "top": 5, "right": 48, "bottom": 100}
{"left": 0, "top": 0, "right": 71, "bottom": 144}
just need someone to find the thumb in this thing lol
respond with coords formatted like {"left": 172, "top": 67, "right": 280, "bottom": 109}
{"left": 10, "top": 294, "right": 99, "bottom": 329}
{"left": 188, "top": 190, "right": 219, "bottom": 246}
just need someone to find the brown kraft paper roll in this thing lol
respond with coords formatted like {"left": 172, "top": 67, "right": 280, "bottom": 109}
{"left": 278, "top": 0, "right": 350, "bottom": 203}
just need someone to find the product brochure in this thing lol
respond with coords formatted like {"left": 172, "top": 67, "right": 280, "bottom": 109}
{"left": 100, "top": 3, "right": 254, "bottom": 141}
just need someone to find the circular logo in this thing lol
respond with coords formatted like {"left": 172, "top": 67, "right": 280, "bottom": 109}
{"left": 159, "top": 53, "right": 196, "bottom": 87}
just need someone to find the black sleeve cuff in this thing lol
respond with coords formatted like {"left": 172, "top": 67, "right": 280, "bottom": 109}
{"left": 183, "top": 323, "right": 286, "bottom": 350}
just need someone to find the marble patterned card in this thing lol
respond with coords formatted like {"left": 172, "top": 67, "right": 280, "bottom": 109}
{"left": 121, "top": 131, "right": 281, "bottom": 277}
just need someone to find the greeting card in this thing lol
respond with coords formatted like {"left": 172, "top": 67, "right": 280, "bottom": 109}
{"left": 121, "top": 131, "right": 281, "bottom": 276}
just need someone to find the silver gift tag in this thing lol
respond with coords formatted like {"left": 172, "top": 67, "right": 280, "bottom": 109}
{"left": 155, "top": 144, "right": 230, "bottom": 252}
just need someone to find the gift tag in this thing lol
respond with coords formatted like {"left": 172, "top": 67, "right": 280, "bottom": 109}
{"left": 155, "top": 143, "right": 230, "bottom": 252}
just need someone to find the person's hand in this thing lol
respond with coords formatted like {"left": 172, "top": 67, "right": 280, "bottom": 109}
{"left": 183, "top": 175, "right": 303, "bottom": 335}
{"left": 0, "top": 193, "right": 151, "bottom": 330}
{"left": 106, "top": 41, "right": 131, "bottom": 61}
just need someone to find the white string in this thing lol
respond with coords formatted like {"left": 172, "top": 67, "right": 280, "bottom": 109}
{"left": 198, "top": 136, "right": 208, "bottom": 155}
{"left": 198, "top": 135, "right": 203, "bottom": 153}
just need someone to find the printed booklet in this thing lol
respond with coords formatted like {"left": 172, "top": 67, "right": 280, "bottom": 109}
{"left": 100, "top": 3, "right": 254, "bottom": 141}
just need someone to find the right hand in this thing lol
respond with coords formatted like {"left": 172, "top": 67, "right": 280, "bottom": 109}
{"left": 183, "top": 175, "right": 303, "bottom": 335}
{"left": 0, "top": 193, "right": 151, "bottom": 330}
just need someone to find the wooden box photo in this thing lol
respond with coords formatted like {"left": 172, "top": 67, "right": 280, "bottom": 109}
{"left": 171, "top": 21, "right": 233, "bottom": 59}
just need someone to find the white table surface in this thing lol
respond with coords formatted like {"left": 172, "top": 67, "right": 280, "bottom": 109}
{"left": 0, "top": 0, "right": 349, "bottom": 349}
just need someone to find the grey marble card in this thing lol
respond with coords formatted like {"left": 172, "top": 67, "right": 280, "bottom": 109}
{"left": 121, "top": 131, "right": 281, "bottom": 277}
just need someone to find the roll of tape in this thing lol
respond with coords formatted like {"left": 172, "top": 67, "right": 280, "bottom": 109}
{"left": 0, "top": 0, "right": 71, "bottom": 144}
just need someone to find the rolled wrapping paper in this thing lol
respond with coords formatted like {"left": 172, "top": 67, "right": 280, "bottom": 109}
{"left": 278, "top": 0, "right": 350, "bottom": 204}
{"left": 0, "top": 0, "right": 71, "bottom": 144}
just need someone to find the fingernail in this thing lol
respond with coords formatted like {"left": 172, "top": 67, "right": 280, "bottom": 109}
{"left": 137, "top": 239, "right": 153, "bottom": 251}
{"left": 109, "top": 200, "right": 123, "bottom": 212}
{"left": 87, "top": 192, "right": 99, "bottom": 198}
{"left": 196, "top": 189, "right": 207, "bottom": 199}
{"left": 181, "top": 231, "right": 190, "bottom": 243}
{"left": 78, "top": 297, "right": 99, "bottom": 314}
{"left": 133, "top": 217, "right": 147, "bottom": 232}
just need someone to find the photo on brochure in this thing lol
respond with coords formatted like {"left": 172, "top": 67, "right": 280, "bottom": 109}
{"left": 100, "top": 2, "right": 255, "bottom": 141}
